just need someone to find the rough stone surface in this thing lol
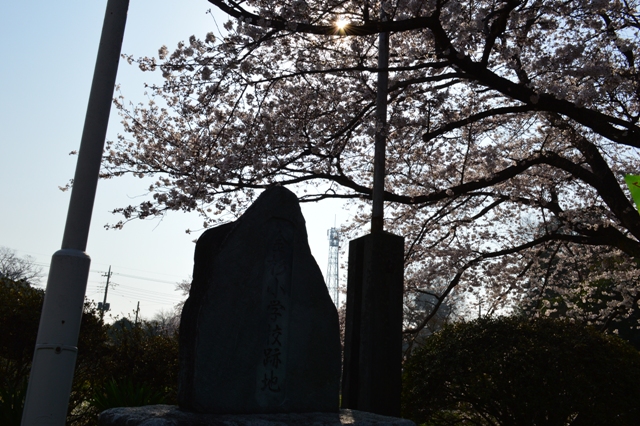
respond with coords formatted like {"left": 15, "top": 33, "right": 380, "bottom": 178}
{"left": 99, "top": 406, "right": 417, "bottom": 426}
{"left": 179, "top": 186, "right": 341, "bottom": 414}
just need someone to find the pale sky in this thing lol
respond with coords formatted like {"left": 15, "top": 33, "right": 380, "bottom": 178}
{"left": 0, "top": 1, "right": 352, "bottom": 321}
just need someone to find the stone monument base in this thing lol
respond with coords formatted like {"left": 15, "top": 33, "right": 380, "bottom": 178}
{"left": 98, "top": 405, "right": 416, "bottom": 426}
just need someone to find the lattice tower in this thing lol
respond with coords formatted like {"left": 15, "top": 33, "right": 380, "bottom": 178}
{"left": 326, "top": 227, "right": 340, "bottom": 307}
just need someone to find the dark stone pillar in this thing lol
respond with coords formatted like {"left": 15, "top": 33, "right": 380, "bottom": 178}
{"left": 341, "top": 232, "right": 404, "bottom": 417}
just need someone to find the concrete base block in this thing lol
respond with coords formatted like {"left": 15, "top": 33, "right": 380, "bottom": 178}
{"left": 98, "top": 405, "right": 416, "bottom": 426}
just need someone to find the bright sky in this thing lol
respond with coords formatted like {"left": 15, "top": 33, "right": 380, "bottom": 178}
{"left": 1, "top": 1, "right": 352, "bottom": 321}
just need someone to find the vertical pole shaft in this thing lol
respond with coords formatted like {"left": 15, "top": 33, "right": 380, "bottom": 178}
{"left": 21, "top": 1, "right": 129, "bottom": 425}
{"left": 100, "top": 266, "right": 112, "bottom": 320}
{"left": 371, "top": 4, "right": 389, "bottom": 233}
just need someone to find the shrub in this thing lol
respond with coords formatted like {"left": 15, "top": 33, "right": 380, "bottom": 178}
{"left": 0, "top": 278, "right": 43, "bottom": 426}
{"left": 0, "top": 277, "right": 180, "bottom": 426}
{"left": 402, "top": 316, "right": 640, "bottom": 425}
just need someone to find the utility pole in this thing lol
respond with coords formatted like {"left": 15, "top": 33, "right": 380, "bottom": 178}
{"left": 134, "top": 301, "right": 140, "bottom": 326}
{"left": 21, "top": 1, "right": 129, "bottom": 425}
{"left": 98, "top": 266, "right": 112, "bottom": 320}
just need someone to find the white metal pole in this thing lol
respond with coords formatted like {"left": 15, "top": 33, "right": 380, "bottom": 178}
{"left": 21, "top": 1, "right": 129, "bottom": 424}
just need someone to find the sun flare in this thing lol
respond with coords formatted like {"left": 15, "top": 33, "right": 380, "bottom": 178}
{"left": 335, "top": 18, "right": 349, "bottom": 31}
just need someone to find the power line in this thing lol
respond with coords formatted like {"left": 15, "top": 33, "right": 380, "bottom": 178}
{"left": 108, "top": 286, "right": 179, "bottom": 305}
{"left": 19, "top": 253, "right": 189, "bottom": 314}
{"left": 26, "top": 260, "right": 185, "bottom": 285}
{"left": 113, "top": 282, "right": 179, "bottom": 297}
{"left": 112, "top": 272, "right": 178, "bottom": 285}
{"left": 110, "top": 291, "right": 177, "bottom": 305}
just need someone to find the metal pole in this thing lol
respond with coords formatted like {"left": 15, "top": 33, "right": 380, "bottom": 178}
{"left": 21, "top": 1, "right": 129, "bottom": 424}
{"left": 371, "top": 4, "right": 389, "bottom": 233}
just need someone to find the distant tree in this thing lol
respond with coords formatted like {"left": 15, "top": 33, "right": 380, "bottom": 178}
{"left": 173, "top": 278, "right": 191, "bottom": 317}
{"left": 149, "top": 308, "right": 180, "bottom": 335}
{"left": 0, "top": 247, "right": 42, "bottom": 284}
{"left": 402, "top": 316, "right": 640, "bottom": 425}
{"left": 109, "top": 317, "right": 135, "bottom": 335}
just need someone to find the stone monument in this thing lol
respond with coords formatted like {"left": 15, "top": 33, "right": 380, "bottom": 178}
{"left": 179, "top": 186, "right": 340, "bottom": 413}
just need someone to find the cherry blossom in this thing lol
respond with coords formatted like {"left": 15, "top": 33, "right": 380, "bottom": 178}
{"left": 103, "top": 0, "right": 640, "bottom": 340}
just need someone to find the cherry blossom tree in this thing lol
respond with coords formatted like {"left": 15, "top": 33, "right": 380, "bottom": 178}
{"left": 102, "top": 0, "right": 640, "bottom": 340}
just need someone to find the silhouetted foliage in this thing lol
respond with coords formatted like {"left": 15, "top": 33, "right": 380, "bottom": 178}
{"left": 0, "top": 277, "right": 42, "bottom": 426}
{"left": 89, "top": 378, "right": 168, "bottom": 412}
{"left": 402, "top": 316, "right": 640, "bottom": 425}
{"left": 67, "top": 303, "right": 112, "bottom": 426}
{"left": 99, "top": 320, "right": 179, "bottom": 405}
{"left": 0, "top": 277, "right": 179, "bottom": 426}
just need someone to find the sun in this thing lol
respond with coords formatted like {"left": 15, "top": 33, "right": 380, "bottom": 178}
{"left": 334, "top": 18, "right": 349, "bottom": 32}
